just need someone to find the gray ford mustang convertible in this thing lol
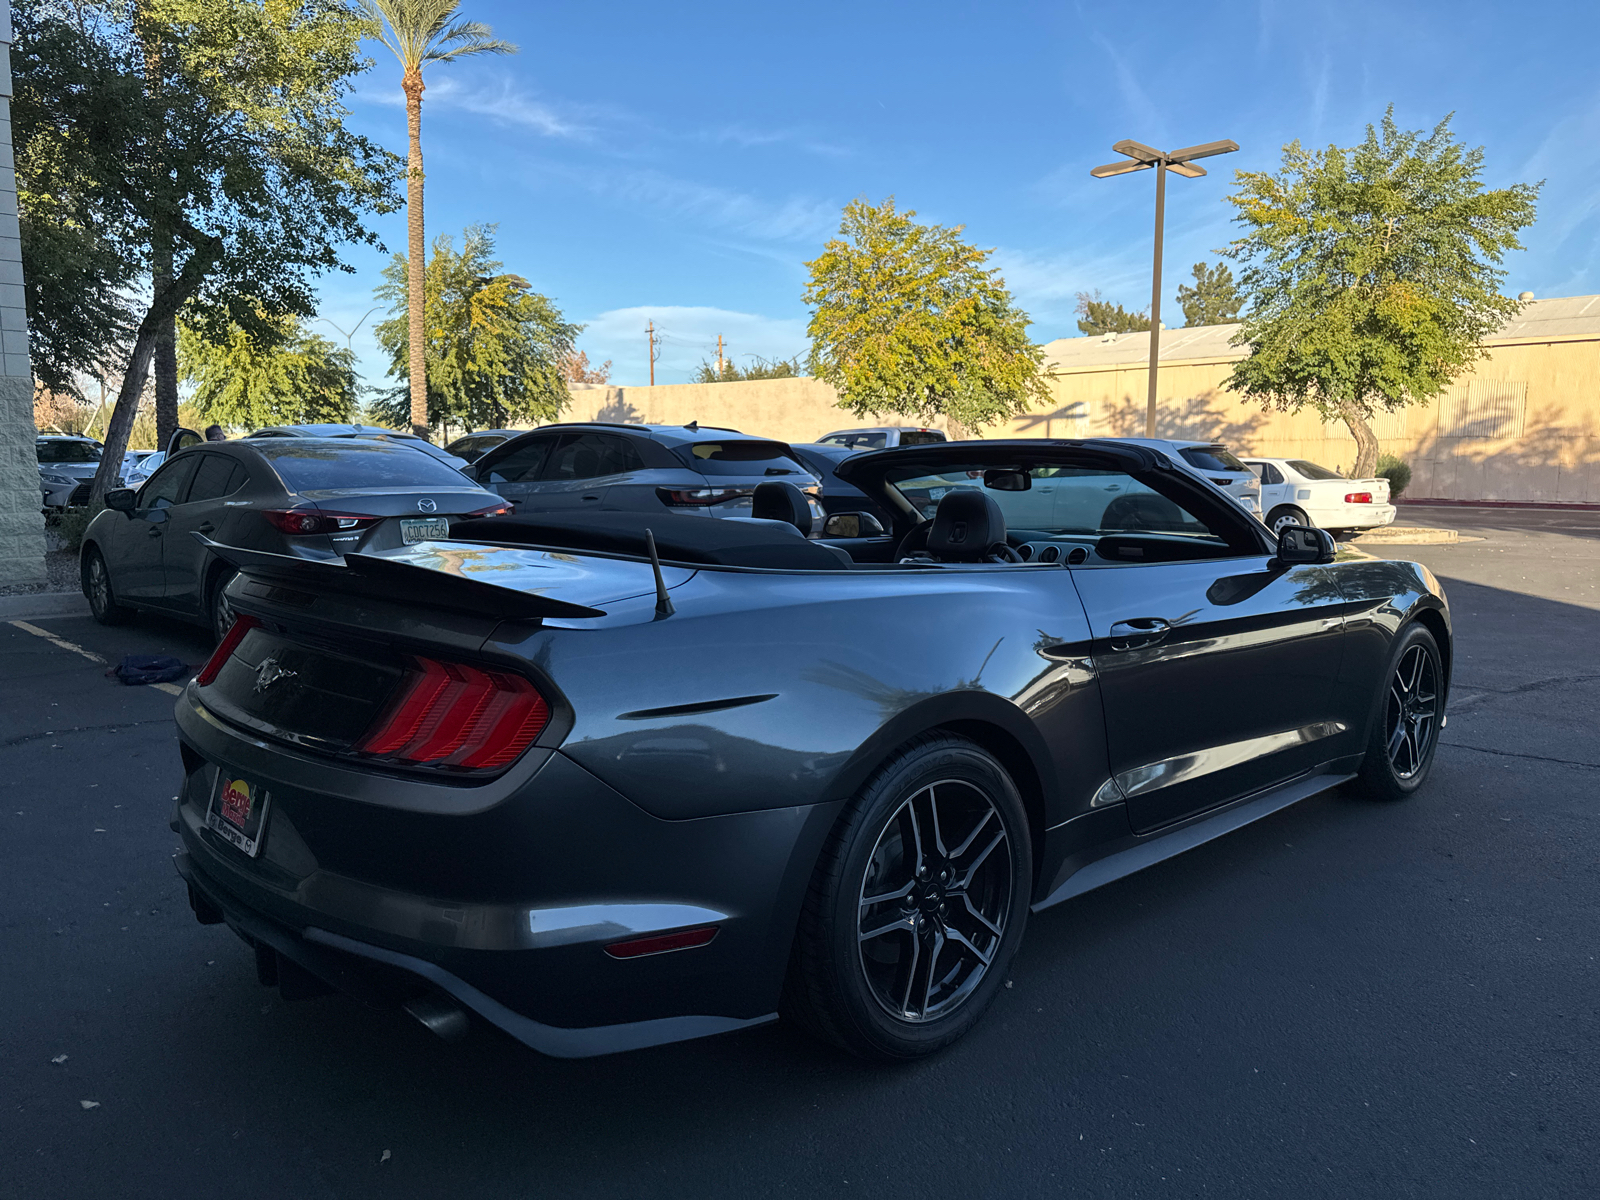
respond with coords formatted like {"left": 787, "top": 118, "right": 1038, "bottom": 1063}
{"left": 171, "top": 439, "right": 1450, "bottom": 1060}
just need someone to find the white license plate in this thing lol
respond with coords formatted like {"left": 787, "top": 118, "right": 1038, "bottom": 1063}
{"left": 401, "top": 517, "right": 450, "bottom": 544}
{"left": 205, "top": 773, "right": 271, "bottom": 858}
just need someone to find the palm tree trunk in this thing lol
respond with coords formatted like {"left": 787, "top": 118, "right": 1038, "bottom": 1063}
{"left": 404, "top": 67, "right": 428, "bottom": 440}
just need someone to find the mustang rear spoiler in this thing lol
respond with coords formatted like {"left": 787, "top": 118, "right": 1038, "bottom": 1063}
{"left": 195, "top": 536, "right": 607, "bottom": 620}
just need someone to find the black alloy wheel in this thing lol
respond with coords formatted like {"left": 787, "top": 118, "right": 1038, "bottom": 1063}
{"left": 82, "top": 546, "right": 134, "bottom": 626}
{"left": 783, "top": 733, "right": 1031, "bottom": 1059}
{"left": 1356, "top": 623, "right": 1443, "bottom": 800}
{"left": 208, "top": 567, "right": 239, "bottom": 645}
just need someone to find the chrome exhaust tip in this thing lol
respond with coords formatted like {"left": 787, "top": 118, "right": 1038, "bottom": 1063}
{"left": 403, "top": 993, "right": 470, "bottom": 1043}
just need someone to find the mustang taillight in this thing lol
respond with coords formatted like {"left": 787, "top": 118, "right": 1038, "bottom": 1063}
{"left": 354, "top": 656, "right": 549, "bottom": 770}
{"left": 656, "top": 486, "right": 753, "bottom": 507}
{"left": 197, "top": 615, "right": 260, "bottom": 686}
{"left": 264, "top": 508, "right": 381, "bottom": 535}
{"left": 1344, "top": 491, "right": 1374, "bottom": 504}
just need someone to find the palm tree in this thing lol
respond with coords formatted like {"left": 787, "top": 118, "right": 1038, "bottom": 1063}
{"left": 358, "top": 1, "right": 515, "bottom": 439}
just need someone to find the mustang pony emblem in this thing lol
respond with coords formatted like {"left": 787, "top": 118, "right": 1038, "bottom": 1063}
{"left": 253, "top": 658, "right": 298, "bottom": 694}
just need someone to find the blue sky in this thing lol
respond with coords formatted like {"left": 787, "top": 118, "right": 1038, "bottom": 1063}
{"left": 321, "top": 0, "right": 1600, "bottom": 389}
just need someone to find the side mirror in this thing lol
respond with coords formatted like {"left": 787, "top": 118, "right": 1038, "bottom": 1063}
{"left": 104, "top": 488, "right": 136, "bottom": 513}
{"left": 822, "top": 511, "right": 886, "bottom": 539}
{"left": 983, "top": 469, "right": 1031, "bottom": 492}
{"left": 1275, "top": 524, "right": 1335, "bottom": 565}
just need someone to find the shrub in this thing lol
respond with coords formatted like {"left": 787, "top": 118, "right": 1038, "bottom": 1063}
{"left": 45, "top": 505, "right": 100, "bottom": 553}
{"left": 1376, "top": 453, "right": 1411, "bottom": 499}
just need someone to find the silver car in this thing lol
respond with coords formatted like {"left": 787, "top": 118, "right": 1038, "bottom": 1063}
{"left": 37, "top": 435, "right": 120, "bottom": 508}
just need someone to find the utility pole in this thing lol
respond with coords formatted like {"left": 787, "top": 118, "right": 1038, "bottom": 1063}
{"left": 1091, "top": 138, "right": 1239, "bottom": 437}
{"left": 716, "top": 334, "right": 725, "bottom": 379}
{"left": 646, "top": 320, "right": 658, "bottom": 387}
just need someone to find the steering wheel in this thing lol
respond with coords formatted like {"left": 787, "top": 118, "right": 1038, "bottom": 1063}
{"left": 894, "top": 520, "right": 933, "bottom": 561}
{"left": 986, "top": 542, "right": 1023, "bottom": 564}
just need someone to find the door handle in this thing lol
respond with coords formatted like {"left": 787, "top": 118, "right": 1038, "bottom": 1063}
{"left": 197, "top": 522, "right": 215, "bottom": 534}
{"left": 581, "top": 494, "right": 601, "bottom": 502}
{"left": 1108, "top": 617, "right": 1171, "bottom": 650}
{"left": 146, "top": 526, "right": 163, "bottom": 538}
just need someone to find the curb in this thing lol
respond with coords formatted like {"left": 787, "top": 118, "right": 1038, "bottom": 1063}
{"left": 0, "top": 591, "right": 89, "bottom": 621}
{"left": 1353, "top": 526, "right": 1460, "bottom": 545}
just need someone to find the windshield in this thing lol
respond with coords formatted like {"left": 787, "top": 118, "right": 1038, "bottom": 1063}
{"left": 1288, "top": 459, "right": 1345, "bottom": 480}
{"left": 255, "top": 442, "right": 473, "bottom": 491}
{"left": 676, "top": 440, "right": 811, "bottom": 478}
{"left": 1178, "top": 446, "right": 1248, "bottom": 473}
{"left": 819, "top": 432, "right": 888, "bottom": 450}
{"left": 888, "top": 465, "right": 1220, "bottom": 539}
{"left": 38, "top": 440, "right": 102, "bottom": 464}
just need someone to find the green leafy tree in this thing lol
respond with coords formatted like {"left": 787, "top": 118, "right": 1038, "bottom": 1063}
{"left": 804, "top": 197, "right": 1048, "bottom": 427}
{"left": 1223, "top": 108, "right": 1539, "bottom": 477}
{"left": 692, "top": 355, "right": 802, "bottom": 383}
{"left": 15, "top": 0, "right": 401, "bottom": 505}
{"left": 178, "top": 315, "right": 359, "bottom": 427}
{"left": 372, "top": 224, "right": 579, "bottom": 431}
{"left": 358, "top": 0, "right": 515, "bottom": 439}
{"left": 1176, "top": 262, "right": 1243, "bottom": 327}
{"left": 1074, "top": 290, "right": 1150, "bottom": 336}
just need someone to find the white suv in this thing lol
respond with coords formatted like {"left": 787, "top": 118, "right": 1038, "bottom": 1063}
{"left": 1095, "top": 438, "right": 1261, "bottom": 516}
{"left": 816, "top": 426, "right": 948, "bottom": 450}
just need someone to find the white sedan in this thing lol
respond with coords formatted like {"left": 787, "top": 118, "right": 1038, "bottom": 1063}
{"left": 1242, "top": 457, "right": 1396, "bottom": 537}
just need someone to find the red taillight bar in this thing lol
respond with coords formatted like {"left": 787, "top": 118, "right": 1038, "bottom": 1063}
{"left": 355, "top": 655, "right": 550, "bottom": 770}
{"left": 197, "top": 615, "right": 260, "bottom": 686}
{"left": 1344, "top": 492, "right": 1373, "bottom": 504}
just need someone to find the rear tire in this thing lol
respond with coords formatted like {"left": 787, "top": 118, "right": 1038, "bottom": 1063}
{"left": 208, "top": 567, "right": 239, "bottom": 644}
{"left": 782, "top": 733, "right": 1031, "bottom": 1060}
{"left": 1268, "top": 505, "right": 1312, "bottom": 535}
{"left": 82, "top": 546, "right": 134, "bottom": 626}
{"left": 1355, "top": 623, "right": 1444, "bottom": 801}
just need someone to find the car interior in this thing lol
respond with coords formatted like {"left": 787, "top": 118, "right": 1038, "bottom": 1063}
{"left": 452, "top": 452, "right": 1278, "bottom": 572}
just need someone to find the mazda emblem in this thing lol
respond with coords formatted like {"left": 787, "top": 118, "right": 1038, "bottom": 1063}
{"left": 417, "top": 498, "right": 438, "bottom": 513}
{"left": 253, "top": 658, "right": 298, "bottom": 694}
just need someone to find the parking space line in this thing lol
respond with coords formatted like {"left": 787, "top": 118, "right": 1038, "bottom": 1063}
{"left": 9, "top": 620, "right": 107, "bottom": 664}
{"left": 6, "top": 619, "right": 185, "bottom": 696}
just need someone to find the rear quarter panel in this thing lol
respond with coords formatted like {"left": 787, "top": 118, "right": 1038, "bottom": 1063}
{"left": 490, "top": 565, "right": 1110, "bottom": 829}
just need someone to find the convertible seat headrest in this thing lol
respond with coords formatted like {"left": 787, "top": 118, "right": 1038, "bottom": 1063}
{"left": 751, "top": 480, "right": 813, "bottom": 535}
{"left": 926, "top": 488, "right": 1007, "bottom": 562}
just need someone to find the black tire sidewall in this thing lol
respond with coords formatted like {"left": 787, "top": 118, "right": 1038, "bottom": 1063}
{"left": 816, "top": 736, "right": 1031, "bottom": 1059}
{"left": 82, "top": 546, "right": 129, "bottom": 625}
{"left": 1269, "top": 506, "right": 1311, "bottom": 534}
{"left": 1358, "top": 622, "right": 1443, "bottom": 801}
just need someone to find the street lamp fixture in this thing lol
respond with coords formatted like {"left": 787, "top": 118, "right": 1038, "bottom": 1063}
{"left": 1091, "top": 138, "right": 1238, "bottom": 436}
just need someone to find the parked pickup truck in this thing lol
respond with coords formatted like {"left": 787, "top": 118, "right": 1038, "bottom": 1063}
{"left": 1242, "top": 457, "right": 1396, "bottom": 538}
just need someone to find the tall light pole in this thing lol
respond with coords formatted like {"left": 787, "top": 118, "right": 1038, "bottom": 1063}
{"left": 1092, "top": 138, "right": 1238, "bottom": 436}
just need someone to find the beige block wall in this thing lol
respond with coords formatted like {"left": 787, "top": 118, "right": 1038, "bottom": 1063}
{"left": 988, "top": 338, "right": 1600, "bottom": 503}
{"left": 551, "top": 377, "right": 956, "bottom": 444}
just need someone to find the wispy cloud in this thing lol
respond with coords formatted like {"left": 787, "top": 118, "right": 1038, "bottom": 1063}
{"left": 1307, "top": 53, "right": 1332, "bottom": 140}
{"left": 580, "top": 305, "right": 809, "bottom": 386}
{"left": 357, "top": 73, "right": 593, "bottom": 139}
{"left": 695, "top": 123, "right": 853, "bottom": 159}
{"left": 1092, "top": 34, "right": 1164, "bottom": 139}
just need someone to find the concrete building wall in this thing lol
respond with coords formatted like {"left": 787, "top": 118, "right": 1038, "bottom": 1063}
{"left": 0, "top": 5, "right": 46, "bottom": 584}
{"left": 990, "top": 334, "right": 1600, "bottom": 504}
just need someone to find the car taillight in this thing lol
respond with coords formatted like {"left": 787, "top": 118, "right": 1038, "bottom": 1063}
{"left": 1344, "top": 492, "right": 1373, "bottom": 504}
{"left": 197, "top": 615, "right": 260, "bottom": 686}
{"left": 264, "top": 509, "right": 381, "bottom": 535}
{"left": 354, "top": 655, "right": 549, "bottom": 770}
{"left": 656, "top": 486, "right": 753, "bottom": 507}
{"left": 464, "top": 501, "right": 515, "bottom": 518}
{"left": 604, "top": 927, "right": 719, "bottom": 959}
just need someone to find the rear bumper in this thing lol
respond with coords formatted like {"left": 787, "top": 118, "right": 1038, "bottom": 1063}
{"left": 172, "top": 686, "right": 835, "bottom": 1056}
{"left": 174, "top": 850, "right": 774, "bottom": 1058}
{"left": 1326, "top": 504, "right": 1396, "bottom": 529}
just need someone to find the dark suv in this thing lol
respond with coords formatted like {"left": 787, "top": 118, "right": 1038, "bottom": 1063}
{"left": 465, "top": 423, "right": 823, "bottom": 521}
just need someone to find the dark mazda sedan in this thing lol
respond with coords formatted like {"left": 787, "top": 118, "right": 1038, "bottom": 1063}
{"left": 81, "top": 438, "right": 510, "bottom": 642}
{"left": 171, "top": 438, "right": 1451, "bottom": 1061}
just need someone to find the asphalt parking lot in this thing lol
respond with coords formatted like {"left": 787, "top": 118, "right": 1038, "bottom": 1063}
{"left": 4, "top": 505, "right": 1596, "bottom": 1200}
